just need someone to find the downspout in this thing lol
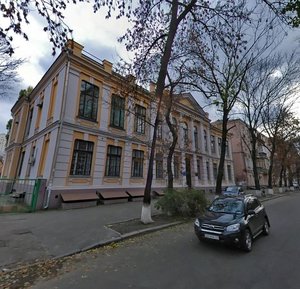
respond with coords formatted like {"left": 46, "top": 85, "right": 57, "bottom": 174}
{"left": 44, "top": 49, "right": 71, "bottom": 209}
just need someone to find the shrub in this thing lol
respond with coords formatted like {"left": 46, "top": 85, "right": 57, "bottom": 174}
{"left": 155, "top": 188, "right": 207, "bottom": 217}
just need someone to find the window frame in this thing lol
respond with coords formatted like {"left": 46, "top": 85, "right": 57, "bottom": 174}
{"left": 131, "top": 149, "right": 144, "bottom": 178}
{"left": 134, "top": 105, "right": 146, "bottom": 134}
{"left": 78, "top": 80, "right": 99, "bottom": 122}
{"left": 105, "top": 145, "right": 122, "bottom": 177}
{"left": 110, "top": 94, "right": 125, "bottom": 129}
{"left": 70, "top": 139, "right": 94, "bottom": 176}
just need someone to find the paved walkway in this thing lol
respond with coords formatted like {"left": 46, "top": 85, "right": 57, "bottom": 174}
{"left": 0, "top": 191, "right": 292, "bottom": 270}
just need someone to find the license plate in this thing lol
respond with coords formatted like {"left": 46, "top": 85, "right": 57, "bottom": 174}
{"left": 204, "top": 234, "right": 219, "bottom": 240}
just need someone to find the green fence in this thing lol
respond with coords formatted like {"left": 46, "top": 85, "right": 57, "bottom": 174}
{"left": 0, "top": 178, "right": 42, "bottom": 213}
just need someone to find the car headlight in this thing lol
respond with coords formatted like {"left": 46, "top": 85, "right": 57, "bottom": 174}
{"left": 226, "top": 223, "right": 240, "bottom": 232}
{"left": 194, "top": 219, "right": 200, "bottom": 227}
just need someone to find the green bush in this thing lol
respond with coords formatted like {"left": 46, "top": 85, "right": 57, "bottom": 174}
{"left": 155, "top": 188, "right": 207, "bottom": 217}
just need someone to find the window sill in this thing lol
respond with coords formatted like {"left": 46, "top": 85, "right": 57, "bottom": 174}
{"left": 109, "top": 125, "right": 125, "bottom": 131}
{"left": 77, "top": 116, "right": 98, "bottom": 123}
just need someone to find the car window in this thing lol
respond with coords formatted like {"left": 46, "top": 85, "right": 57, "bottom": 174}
{"left": 209, "top": 199, "right": 244, "bottom": 214}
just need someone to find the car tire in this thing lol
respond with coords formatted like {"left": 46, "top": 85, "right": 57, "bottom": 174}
{"left": 241, "top": 229, "right": 252, "bottom": 252}
{"left": 262, "top": 219, "right": 270, "bottom": 236}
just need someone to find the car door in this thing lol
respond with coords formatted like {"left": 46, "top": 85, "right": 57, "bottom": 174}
{"left": 246, "top": 198, "right": 261, "bottom": 236}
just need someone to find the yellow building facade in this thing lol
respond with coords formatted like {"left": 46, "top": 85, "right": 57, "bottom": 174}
{"left": 3, "top": 41, "right": 235, "bottom": 208}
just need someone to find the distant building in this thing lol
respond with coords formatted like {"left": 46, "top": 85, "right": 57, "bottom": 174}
{"left": 0, "top": 133, "right": 6, "bottom": 156}
{"left": 227, "top": 119, "right": 270, "bottom": 187}
{"left": 2, "top": 40, "right": 235, "bottom": 208}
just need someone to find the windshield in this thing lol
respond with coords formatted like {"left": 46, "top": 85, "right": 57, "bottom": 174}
{"left": 225, "top": 187, "right": 238, "bottom": 193}
{"left": 209, "top": 198, "right": 244, "bottom": 214}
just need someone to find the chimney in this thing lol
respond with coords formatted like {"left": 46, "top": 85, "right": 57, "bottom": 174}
{"left": 103, "top": 60, "right": 113, "bottom": 74}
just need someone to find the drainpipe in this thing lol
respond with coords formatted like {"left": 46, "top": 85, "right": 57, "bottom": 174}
{"left": 44, "top": 49, "right": 71, "bottom": 209}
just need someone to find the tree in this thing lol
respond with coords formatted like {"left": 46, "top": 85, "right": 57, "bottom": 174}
{"left": 238, "top": 52, "right": 300, "bottom": 190}
{"left": 262, "top": 105, "right": 300, "bottom": 188}
{"left": 0, "top": 40, "right": 23, "bottom": 99}
{"left": 183, "top": 2, "right": 281, "bottom": 194}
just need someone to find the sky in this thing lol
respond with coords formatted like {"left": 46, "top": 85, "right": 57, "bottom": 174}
{"left": 0, "top": 3, "right": 300, "bottom": 133}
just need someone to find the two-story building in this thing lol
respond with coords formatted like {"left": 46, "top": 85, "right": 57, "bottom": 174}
{"left": 2, "top": 40, "right": 234, "bottom": 208}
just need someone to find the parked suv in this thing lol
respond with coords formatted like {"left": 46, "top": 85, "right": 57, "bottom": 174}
{"left": 194, "top": 195, "right": 270, "bottom": 252}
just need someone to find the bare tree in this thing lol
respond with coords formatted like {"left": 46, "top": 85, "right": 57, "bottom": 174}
{"left": 262, "top": 104, "right": 300, "bottom": 188}
{"left": 0, "top": 40, "right": 23, "bottom": 98}
{"left": 238, "top": 52, "right": 300, "bottom": 190}
{"left": 183, "top": 2, "right": 281, "bottom": 194}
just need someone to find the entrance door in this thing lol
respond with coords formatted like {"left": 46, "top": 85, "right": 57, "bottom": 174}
{"left": 185, "top": 158, "right": 192, "bottom": 188}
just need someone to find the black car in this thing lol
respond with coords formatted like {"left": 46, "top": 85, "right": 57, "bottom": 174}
{"left": 194, "top": 195, "right": 270, "bottom": 252}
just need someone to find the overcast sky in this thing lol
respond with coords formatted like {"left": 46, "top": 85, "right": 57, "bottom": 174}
{"left": 0, "top": 3, "right": 300, "bottom": 133}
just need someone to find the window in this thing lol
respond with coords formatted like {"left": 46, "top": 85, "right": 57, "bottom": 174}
{"left": 197, "top": 158, "right": 201, "bottom": 180}
{"left": 174, "top": 156, "right": 180, "bottom": 179}
{"left": 105, "top": 145, "right": 122, "bottom": 177}
{"left": 157, "top": 123, "right": 162, "bottom": 139}
{"left": 25, "top": 108, "right": 33, "bottom": 137}
{"left": 227, "top": 164, "right": 232, "bottom": 181}
{"left": 134, "top": 105, "right": 146, "bottom": 134}
{"left": 17, "top": 151, "right": 25, "bottom": 177}
{"left": 79, "top": 80, "right": 99, "bottom": 121}
{"left": 70, "top": 140, "right": 94, "bottom": 176}
{"left": 182, "top": 122, "right": 188, "bottom": 144}
{"left": 218, "top": 137, "right": 222, "bottom": 154}
{"left": 213, "top": 163, "right": 218, "bottom": 180}
{"left": 110, "top": 94, "right": 125, "bottom": 129}
{"left": 204, "top": 130, "right": 208, "bottom": 152}
{"left": 194, "top": 126, "right": 199, "bottom": 150}
{"left": 206, "top": 161, "right": 210, "bottom": 181}
{"left": 211, "top": 135, "right": 216, "bottom": 154}
{"left": 156, "top": 154, "right": 164, "bottom": 179}
{"left": 226, "top": 140, "right": 230, "bottom": 157}
{"left": 131, "top": 150, "right": 144, "bottom": 177}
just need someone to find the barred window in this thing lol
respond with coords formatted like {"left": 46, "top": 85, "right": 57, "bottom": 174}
{"left": 182, "top": 122, "right": 188, "bottom": 144}
{"left": 227, "top": 164, "right": 232, "bottom": 181}
{"left": 110, "top": 94, "right": 125, "bottom": 129}
{"left": 204, "top": 130, "right": 208, "bottom": 152}
{"left": 131, "top": 150, "right": 144, "bottom": 177}
{"left": 194, "top": 126, "right": 199, "bottom": 150}
{"left": 105, "top": 145, "right": 122, "bottom": 177}
{"left": 70, "top": 140, "right": 94, "bottom": 176}
{"left": 197, "top": 158, "right": 202, "bottom": 180}
{"left": 211, "top": 135, "right": 216, "bottom": 154}
{"left": 156, "top": 154, "right": 164, "bottom": 179}
{"left": 213, "top": 163, "right": 218, "bottom": 180}
{"left": 79, "top": 80, "right": 99, "bottom": 121}
{"left": 134, "top": 105, "right": 146, "bottom": 134}
{"left": 174, "top": 156, "right": 180, "bottom": 179}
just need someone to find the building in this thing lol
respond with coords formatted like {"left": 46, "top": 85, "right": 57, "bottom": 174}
{"left": 0, "top": 133, "right": 6, "bottom": 156}
{"left": 2, "top": 40, "right": 234, "bottom": 208}
{"left": 227, "top": 119, "right": 270, "bottom": 187}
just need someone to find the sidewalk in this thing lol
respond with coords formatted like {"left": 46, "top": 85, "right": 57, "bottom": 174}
{"left": 0, "top": 191, "right": 291, "bottom": 270}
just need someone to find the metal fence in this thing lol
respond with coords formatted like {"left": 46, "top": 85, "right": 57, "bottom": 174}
{"left": 0, "top": 178, "right": 42, "bottom": 213}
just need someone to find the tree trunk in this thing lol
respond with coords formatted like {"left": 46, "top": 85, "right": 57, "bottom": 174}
{"left": 216, "top": 110, "right": 228, "bottom": 195}
{"left": 165, "top": 94, "right": 178, "bottom": 189}
{"left": 267, "top": 140, "right": 276, "bottom": 188}
{"left": 279, "top": 165, "right": 284, "bottom": 187}
{"left": 141, "top": 0, "right": 196, "bottom": 223}
{"left": 250, "top": 134, "right": 260, "bottom": 190}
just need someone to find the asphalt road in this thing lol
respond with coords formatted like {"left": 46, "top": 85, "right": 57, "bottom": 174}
{"left": 30, "top": 193, "right": 300, "bottom": 289}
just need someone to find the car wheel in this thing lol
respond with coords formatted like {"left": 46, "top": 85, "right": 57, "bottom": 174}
{"left": 242, "top": 229, "right": 252, "bottom": 252}
{"left": 263, "top": 219, "right": 270, "bottom": 236}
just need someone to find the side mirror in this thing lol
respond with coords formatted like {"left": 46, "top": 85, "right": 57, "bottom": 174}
{"left": 247, "top": 209, "right": 256, "bottom": 216}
